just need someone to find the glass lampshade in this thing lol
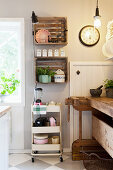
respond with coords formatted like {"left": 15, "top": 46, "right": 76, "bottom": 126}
{"left": 94, "top": 16, "right": 101, "bottom": 28}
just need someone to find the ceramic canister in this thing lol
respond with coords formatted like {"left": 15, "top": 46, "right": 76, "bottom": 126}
{"left": 42, "top": 49, "right": 47, "bottom": 57}
{"left": 54, "top": 69, "right": 65, "bottom": 83}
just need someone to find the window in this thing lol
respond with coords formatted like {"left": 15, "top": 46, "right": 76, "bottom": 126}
{"left": 0, "top": 18, "right": 25, "bottom": 105}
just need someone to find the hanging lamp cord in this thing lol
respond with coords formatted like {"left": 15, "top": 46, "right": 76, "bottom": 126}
{"left": 96, "top": 0, "right": 98, "bottom": 7}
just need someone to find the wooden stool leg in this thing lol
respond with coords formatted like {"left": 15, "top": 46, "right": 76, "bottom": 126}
{"left": 72, "top": 111, "right": 83, "bottom": 161}
{"left": 67, "top": 104, "right": 70, "bottom": 122}
{"left": 79, "top": 111, "right": 82, "bottom": 140}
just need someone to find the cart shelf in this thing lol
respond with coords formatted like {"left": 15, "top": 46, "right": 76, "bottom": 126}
{"left": 32, "top": 126, "right": 60, "bottom": 133}
{"left": 46, "top": 105, "right": 61, "bottom": 112}
{"left": 32, "top": 144, "right": 60, "bottom": 151}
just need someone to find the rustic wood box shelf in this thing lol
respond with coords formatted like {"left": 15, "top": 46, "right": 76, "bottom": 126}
{"left": 33, "top": 17, "right": 68, "bottom": 45}
{"left": 35, "top": 57, "right": 68, "bottom": 83}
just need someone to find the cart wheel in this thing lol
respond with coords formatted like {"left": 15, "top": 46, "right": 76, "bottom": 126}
{"left": 32, "top": 157, "right": 34, "bottom": 163}
{"left": 60, "top": 156, "right": 63, "bottom": 162}
{"left": 34, "top": 151, "right": 38, "bottom": 154}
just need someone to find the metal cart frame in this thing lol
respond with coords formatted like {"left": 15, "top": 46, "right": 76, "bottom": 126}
{"left": 31, "top": 104, "right": 63, "bottom": 162}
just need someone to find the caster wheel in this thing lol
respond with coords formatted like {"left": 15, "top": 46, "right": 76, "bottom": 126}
{"left": 60, "top": 156, "right": 63, "bottom": 162}
{"left": 34, "top": 151, "right": 38, "bottom": 154}
{"left": 32, "top": 157, "right": 34, "bottom": 163}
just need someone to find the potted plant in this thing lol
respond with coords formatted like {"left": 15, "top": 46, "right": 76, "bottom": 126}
{"left": 48, "top": 70, "right": 56, "bottom": 83}
{"left": 37, "top": 67, "right": 49, "bottom": 83}
{"left": 104, "top": 79, "right": 113, "bottom": 98}
{"left": 37, "top": 67, "right": 43, "bottom": 82}
{"left": 0, "top": 72, "right": 20, "bottom": 102}
{"left": 37, "top": 67, "right": 56, "bottom": 83}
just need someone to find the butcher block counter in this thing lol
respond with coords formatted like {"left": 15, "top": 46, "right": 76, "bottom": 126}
{"left": 65, "top": 97, "right": 113, "bottom": 160}
{"left": 0, "top": 106, "right": 11, "bottom": 118}
{"left": 88, "top": 97, "right": 113, "bottom": 158}
{"left": 0, "top": 106, "right": 11, "bottom": 170}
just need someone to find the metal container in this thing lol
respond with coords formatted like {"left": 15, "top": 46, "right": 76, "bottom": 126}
{"left": 106, "top": 88, "right": 113, "bottom": 98}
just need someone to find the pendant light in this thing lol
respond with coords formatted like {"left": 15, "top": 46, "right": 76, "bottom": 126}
{"left": 94, "top": 0, "right": 101, "bottom": 28}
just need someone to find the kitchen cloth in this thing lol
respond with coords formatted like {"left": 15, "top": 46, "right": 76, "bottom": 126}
{"left": 33, "top": 105, "right": 46, "bottom": 115}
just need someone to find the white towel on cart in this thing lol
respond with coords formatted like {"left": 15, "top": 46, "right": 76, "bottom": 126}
{"left": 33, "top": 105, "right": 47, "bottom": 115}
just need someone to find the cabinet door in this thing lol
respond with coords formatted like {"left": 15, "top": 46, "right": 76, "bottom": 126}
{"left": 0, "top": 113, "right": 10, "bottom": 170}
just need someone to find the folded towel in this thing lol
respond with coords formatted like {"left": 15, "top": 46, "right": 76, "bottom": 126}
{"left": 33, "top": 105, "right": 46, "bottom": 115}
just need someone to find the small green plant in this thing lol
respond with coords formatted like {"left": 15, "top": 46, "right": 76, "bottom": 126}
{"left": 37, "top": 67, "right": 56, "bottom": 76}
{"left": 104, "top": 79, "right": 113, "bottom": 89}
{"left": 37, "top": 67, "right": 43, "bottom": 75}
{"left": 0, "top": 72, "right": 20, "bottom": 95}
{"left": 48, "top": 70, "right": 56, "bottom": 77}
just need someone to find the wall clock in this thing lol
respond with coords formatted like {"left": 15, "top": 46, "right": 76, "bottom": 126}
{"left": 79, "top": 25, "right": 100, "bottom": 47}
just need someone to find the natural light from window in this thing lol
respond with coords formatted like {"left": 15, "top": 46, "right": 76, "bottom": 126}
{"left": 0, "top": 19, "right": 25, "bottom": 105}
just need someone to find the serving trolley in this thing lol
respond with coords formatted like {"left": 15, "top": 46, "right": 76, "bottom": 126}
{"left": 31, "top": 104, "right": 63, "bottom": 162}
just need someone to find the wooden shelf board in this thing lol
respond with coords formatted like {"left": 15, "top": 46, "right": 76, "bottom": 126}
{"left": 35, "top": 81, "right": 67, "bottom": 84}
{"left": 32, "top": 144, "right": 60, "bottom": 151}
{"left": 35, "top": 42, "right": 68, "bottom": 45}
{"left": 31, "top": 153, "right": 61, "bottom": 156}
{"left": 34, "top": 56, "right": 67, "bottom": 60}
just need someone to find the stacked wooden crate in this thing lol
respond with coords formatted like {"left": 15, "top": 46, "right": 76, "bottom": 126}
{"left": 35, "top": 57, "right": 67, "bottom": 83}
{"left": 33, "top": 17, "right": 67, "bottom": 45}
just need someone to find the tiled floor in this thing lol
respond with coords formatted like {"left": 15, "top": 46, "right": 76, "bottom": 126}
{"left": 9, "top": 153, "right": 86, "bottom": 170}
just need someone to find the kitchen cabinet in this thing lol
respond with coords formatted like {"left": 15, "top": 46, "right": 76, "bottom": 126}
{"left": 0, "top": 106, "right": 11, "bottom": 170}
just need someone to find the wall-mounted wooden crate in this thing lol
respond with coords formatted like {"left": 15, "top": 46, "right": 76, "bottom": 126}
{"left": 33, "top": 17, "right": 68, "bottom": 45}
{"left": 35, "top": 57, "right": 68, "bottom": 83}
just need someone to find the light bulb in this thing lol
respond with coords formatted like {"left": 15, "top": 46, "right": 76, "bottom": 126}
{"left": 94, "top": 16, "right": 101, "bottom": 28}
{"left": 85, "top": 31, "right": 91, "bottom": 38}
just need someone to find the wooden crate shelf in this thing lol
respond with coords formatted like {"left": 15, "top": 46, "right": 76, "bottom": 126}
{"left": 35, "top": 57, "right": 68, "bottom": 83}
{"left": 33, "top": 17, "right": 68, "bottom": 45}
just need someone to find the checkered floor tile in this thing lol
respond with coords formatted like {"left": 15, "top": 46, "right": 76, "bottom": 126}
{"left": 9, "top": 153, "right": 85, "bottom": 170}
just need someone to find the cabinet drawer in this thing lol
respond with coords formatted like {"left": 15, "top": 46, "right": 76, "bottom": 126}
{"left": 92, "top": 115, "right": 113, "bottom": 158}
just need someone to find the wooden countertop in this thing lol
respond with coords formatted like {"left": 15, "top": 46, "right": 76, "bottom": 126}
{"left": 65, "top": 96, "right": 113, "bottom": 118}
{"left": 87, "top": 97, "right": 113, "bottom": 118}
{"left": 0, "top": 106, "right": 11, "bottom": 118}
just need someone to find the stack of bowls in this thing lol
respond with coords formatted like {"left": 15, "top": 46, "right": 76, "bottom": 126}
{"left": 34, "top": 134, "right": 48, "bottom": 144}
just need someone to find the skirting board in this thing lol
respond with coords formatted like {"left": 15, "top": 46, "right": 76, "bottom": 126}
{"left": 9, "top": 148, "right": 71, "bottom": 154}
{"left": 9, "top": 149, "right": 31, "bottom": 154}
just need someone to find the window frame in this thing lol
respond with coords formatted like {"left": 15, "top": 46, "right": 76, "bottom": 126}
{"left": 0, "top": 18, "right": 25, "bottom": 106}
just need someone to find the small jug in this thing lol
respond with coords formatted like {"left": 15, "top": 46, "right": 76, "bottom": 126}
{"left": 49, "top": 117, "right": 56, "bottom": 126}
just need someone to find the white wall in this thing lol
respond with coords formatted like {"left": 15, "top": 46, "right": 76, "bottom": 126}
{"left": 0, "top": 0, "right": 113, "bottom": 149}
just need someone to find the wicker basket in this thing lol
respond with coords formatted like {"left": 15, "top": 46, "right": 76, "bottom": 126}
{"left": 83, "top": 152, "right": 113, "bottom": 170}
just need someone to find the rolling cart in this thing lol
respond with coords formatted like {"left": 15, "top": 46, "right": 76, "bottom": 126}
{"left": 31, "top": 104, "right": 63, "bottom": 162}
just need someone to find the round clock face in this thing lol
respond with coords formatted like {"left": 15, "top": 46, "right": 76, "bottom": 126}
{"left": 79, "top": 25, "right": 100, "bottom": 47}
